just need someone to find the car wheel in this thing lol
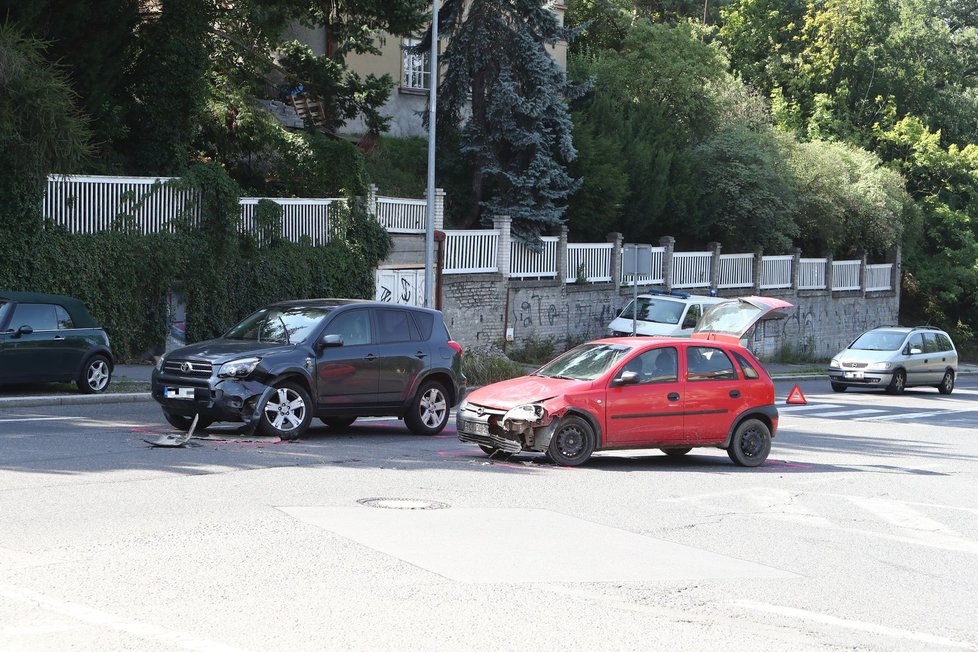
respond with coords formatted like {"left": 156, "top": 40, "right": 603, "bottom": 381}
{"left": 727, "top": 419, "right": 771, "bottom": 467}
{"left": 259, "top": 383, "right": 312, "bottom": 440}
{"left": 661, "top": 447, "right": 692, "bottom": 457}
{"left": 162, "top": 411, "right": 212, "bottom": 432}
{"left": 937, "top": 370, "right": 955, "bottom": 395}
{"left": 830, "top": 381, "right": 847, "bottom": 393}
{"left": 320, "top": 417, "right": 357, "bottom": 430}
{"left": 546, "top": 416, "right": 595, "bottom": 467}
{"left": 405, "top": 380, "right": 450, "bottom": 436}
{"left": 77, "top": 355, "right": 111, "bottom": 393}
{"left": 886, "top": 370, "right": 907, "bottom": 395}
{"left": 478, "top": 444, "right": 514, "bottom": 460}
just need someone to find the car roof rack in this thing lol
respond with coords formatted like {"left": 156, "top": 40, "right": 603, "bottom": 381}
{"left": 643, "top": 288, "right": 691, "bottom": 299}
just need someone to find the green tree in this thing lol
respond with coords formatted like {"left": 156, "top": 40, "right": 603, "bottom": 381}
{"left": 124, "top": 0, "right": 211, "bottom": 175}
{"left": 569, "top": 19, "right": 733, "bottom": 242}
{"left": 426, "top": 0, "right": 582, "bottom": 242}
{"left": 687, "top": 122, "right": 799, "bottom": 252}
{"left": 0, "top": 24, "right": 92, "bottom": 240}
{"left": 783, "top": 138, "right": 911, "bottom": 256}
{"left": 0, "top": 0, "right": 139, "bottom": 171}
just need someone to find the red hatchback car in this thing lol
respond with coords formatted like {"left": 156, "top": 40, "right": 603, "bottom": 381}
{"left": 457, "top": 297, "right": 792, "bottom": 467}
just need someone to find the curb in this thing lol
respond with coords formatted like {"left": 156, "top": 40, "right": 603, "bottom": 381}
{"left": 0, "top": 392, "right": 153, "bottom": 408}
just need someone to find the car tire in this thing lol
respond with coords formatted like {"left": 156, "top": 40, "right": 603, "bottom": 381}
{"left": 478, "top": 444, "right": 514, "bottom": 460}
{"left": 830, "top": 381, "right": 847, "bottom": 393}
{"left": 259, "top": 383, "right": 312, "bottom": 440}
{"left": 320, "top": 417, "right": 357, "bottom": 430}
{"left": 405, "top": 380, "right": 450, "bottom": 436}
{"left": 727, "top": 418, "right": 771, "bottom": 467}
{"left": 661, "top": 447, "right": 692, "bottom": 457}
{"left": 937, "top": 370, "right": 955, "bottom": 395}
{"left": 546, "top": 416, "right": 596, "bottom": 467}
{"left": 77, "top": 355, "right": 112, "bottom": 393}
{"left": 162, "top": 411, "right": 213, "bottom": 432}
{"left": 886, "top": 370, "right": 907, "bottom": 395}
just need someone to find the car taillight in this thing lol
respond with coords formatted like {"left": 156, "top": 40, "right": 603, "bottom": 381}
{"left": 448, "top": 341, "right": 463, "bottom": 356}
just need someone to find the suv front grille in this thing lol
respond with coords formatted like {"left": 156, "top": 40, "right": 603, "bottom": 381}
{"left": 163, "top": 359, "right": 213, "bottom": 378}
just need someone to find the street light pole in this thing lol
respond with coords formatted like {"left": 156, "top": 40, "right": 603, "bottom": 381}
{"left": 424, "top": 0, "right": 440, "bottom": 309}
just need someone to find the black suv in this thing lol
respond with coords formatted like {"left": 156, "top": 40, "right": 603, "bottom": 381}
{"left": 151, "top": 299, "right": 466, "bottom": 440}
{"left": 0, "top": 292, "right": 114, "bottom": 393}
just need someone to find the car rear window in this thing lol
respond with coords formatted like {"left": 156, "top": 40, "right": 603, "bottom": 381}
{"left": 411, "top": 311, "right": 434, "bottom": 340}
{"left": 55, "top": 305, "right": 74, "bottom": 329}
{"left": 687, "top": 346, "right": 737, "bottom": 381}
{"left": 733, "top": 352, "right": 760, "bottom": 379}
{"left": 936, "top": 332, "right": 954, "bottom": 351}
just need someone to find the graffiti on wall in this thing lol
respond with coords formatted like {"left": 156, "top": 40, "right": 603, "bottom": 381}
{"left": 510, "top": 291, "right": 618, "bottom": 344}
{"left": 375, "top": 269, "right": 425, "bottom": 307}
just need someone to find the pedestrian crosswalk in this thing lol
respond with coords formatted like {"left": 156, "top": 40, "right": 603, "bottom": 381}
{"left": 778, "top": 400, "right": 978, "bottom": 426}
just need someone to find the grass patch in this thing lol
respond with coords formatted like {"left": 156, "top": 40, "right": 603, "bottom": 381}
{"left": 462, "top": 349, "right": 526, "bottom": 386}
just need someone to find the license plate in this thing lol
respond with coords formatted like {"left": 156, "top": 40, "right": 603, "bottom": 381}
{"left": 164, "top": 386, "right": 195, "bottom": 400}
{"left": 844, "top": 371, "right": 863, "bottom": 379}
{"left": 461, "top": 419, "right": 489, "bottom": 436}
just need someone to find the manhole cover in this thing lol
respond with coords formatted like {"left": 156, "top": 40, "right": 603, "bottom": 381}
{"left": 357, "top": 497, "right": 450, "bottom": 510}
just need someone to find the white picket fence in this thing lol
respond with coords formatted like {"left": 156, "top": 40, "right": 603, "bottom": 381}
{"left": 44, "top": 174, "right": 895, "bottom": 293}
{"left": 44, "top": 175, "right": 427, "bottom": 243}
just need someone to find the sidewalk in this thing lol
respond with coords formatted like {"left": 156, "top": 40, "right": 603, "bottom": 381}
{"left": 1, "top": 362, "right": 975, "bottom": 407}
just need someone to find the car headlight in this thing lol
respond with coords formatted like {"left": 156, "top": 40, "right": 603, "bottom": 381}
{"left": 867, "top": 361, "right": 892, "bottom": 371}
{"left": 155, "top": 355, "right": 166, "bottom": 371}
{"left": 502, "top": 404, "right": 547, "bottom": 428}
{"left": 218, "top": 357, "right": 261, "bottom": 378}
{"left": 829, "top": 359, "right": 841, "bottom": 369}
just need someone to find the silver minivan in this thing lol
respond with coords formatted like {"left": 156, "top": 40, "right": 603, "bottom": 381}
{"left": 828, "top": 326, "right": 958, "bottom": 394}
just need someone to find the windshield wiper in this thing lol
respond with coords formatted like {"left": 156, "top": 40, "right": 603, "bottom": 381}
{"left": 278, "top": 316, "right": 291, "bottom": 344}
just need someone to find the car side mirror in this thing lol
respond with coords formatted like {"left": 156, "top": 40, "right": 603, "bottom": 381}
{"left": 15, "top": 325, "right": 33, "bottom": 337}
{"left": 319, "top": 333, "right": 343, "bottom": 349}
{"left": 613, "top": 370, "right": 640, "bottom": 386}
{"left": 910, "top": 347, "right": 922, "bottom": 355}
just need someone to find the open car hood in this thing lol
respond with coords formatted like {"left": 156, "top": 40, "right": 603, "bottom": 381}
{"left": 691, "top": 296, "right": 793, "bottom": 344}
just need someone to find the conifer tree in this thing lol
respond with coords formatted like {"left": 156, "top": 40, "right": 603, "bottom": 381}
{"left": 425, "top": 0, "right": 582, "bottom": 242}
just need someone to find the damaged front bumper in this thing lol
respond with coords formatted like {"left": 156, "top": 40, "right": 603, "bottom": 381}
{"left": 456, "top": 401, "right": 558, "bottom": 453}
{"left": 152, "top": 369, "right": 272, "bottom": 430}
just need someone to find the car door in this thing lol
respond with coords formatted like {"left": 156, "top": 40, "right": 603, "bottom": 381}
{"left": 372, "top": 308, "right": 428, "bottom": 406}
{"left": 54, "top": 303, "right": 92, "bottom": 378}
{"left": 315, "top": 308, "right": 381, "bottom": 409}
{"left": 603, "top": 346, "right": 686, "bottom": 446}
{"left": 3, "top": 302, "right": 63, "bottom": 382}
{"left": 683, "top": 345, "right": 746, "bottom": 444}
{"left": 920, "top": 332, "right": 946, "bottom": 384}
{"left": 902, "top": 333, "right": 928, "bottom": 386}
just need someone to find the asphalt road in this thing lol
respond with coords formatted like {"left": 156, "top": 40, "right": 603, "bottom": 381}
{"left": 1, "top": 377, "right": 976, "bottom": 651}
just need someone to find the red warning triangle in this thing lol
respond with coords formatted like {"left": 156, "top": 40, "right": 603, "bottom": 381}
{"left": 786, "top": 385, "right": 807, "bottom": 405}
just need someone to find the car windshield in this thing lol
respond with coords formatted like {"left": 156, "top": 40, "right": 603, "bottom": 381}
{"left": 619, "top": 297, "right": 684, "bottom": 325}
{"left": 535, "top": 343, "right": 631, "bottom": 381}
{"left": 224, "top": 306, "right": 332, "bottom": 344}
{"left": 850, "top": 331, "right": 906, "bottom": 351}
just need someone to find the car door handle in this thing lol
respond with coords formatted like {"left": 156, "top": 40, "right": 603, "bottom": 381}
{"left": 667, "top": 392, "right": 680, "bottom": 401}
{"left": 729, "top": 390, "right": 741, "bottom": 398}
{"left": 364, "top": 353, "right": 377, "bottom": 361}
{"left": 53, "top": 336, "right": 65, "bottom": 341}
{"left": 415, "top": 351, "right": 427, "bottom": 359}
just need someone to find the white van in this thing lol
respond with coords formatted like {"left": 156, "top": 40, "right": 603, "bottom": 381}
{"left": 607, "top": 291, "right": 727, "bottom": 337}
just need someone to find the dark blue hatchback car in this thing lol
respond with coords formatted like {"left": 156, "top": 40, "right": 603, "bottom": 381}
{"left": 0, "top": 292, "right": 114, "bottom": 393}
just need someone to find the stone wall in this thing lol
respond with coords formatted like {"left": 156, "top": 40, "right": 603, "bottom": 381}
{"left": 440, "top": 276, "right": 898, "bottom": 360}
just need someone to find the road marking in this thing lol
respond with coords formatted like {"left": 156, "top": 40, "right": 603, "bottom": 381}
{"left": 779, "top": 403, "right": 842, "bottom": 412}
{"left": 814, "top": 408, "right": 887, "bottom": 418}
{"left": 852, "top": 409, "right": 972, "bottom": 421}
{"left": 0, "top": 582, "right": 242, "bottom": 652}
{"left": 736, "top": 600, "right": 974, "bottom": 649}
{"left": 0, "top": 417, "right": 77, "bottom": 423}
